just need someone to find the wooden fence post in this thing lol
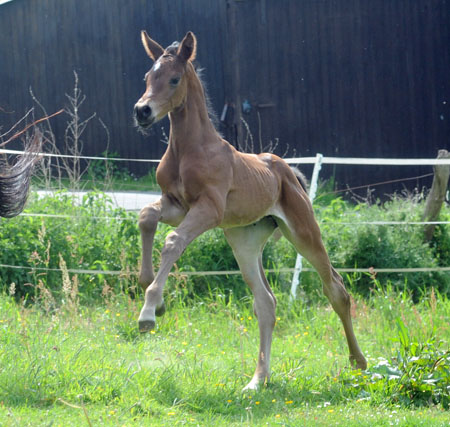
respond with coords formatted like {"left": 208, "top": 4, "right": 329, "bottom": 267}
{"left": 423, "top": 149, "right": 450, "bottom": 241}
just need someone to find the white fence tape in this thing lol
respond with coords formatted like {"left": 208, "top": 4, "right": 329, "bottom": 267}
{"left": 15, "top": 212, "right": 450, "bottom": 226}
{"left": 0, "top": 148, "right": 161, "bottom": 163}
{"left": 1, "top": 263, "right": 449, "bottom": 277}
{"left": 18, "top": 212, "right": 128, "bottom": 221}
{"left": 284, "top": 156, "right": 450, "bottom": 166}
{"left": 3, "top": 148, "right": 450, "bottom": 166}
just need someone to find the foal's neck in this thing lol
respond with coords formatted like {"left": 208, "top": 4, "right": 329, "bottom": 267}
{"left": 168, "top": 65, "right": 217, "bottom": 156}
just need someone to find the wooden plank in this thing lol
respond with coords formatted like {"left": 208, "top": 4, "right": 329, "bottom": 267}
{"left": 0, "top": 0, "right": 448, "bottom": 193}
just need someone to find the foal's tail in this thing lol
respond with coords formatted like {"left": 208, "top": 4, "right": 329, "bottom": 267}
{"left": 0, "top": 133, "right": 41, "bottom": 218}
{"left": 290, "top": 166, "right": 309, "bottom": 193}
{"left": 272, "top": 166, "right": 310, "bottom": 243}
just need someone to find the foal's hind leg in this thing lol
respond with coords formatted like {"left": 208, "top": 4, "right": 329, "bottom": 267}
{"left": 224, "top": 217, "right": 277, "bottom": 391}
{"left": 275, "top": 189, "right": 367, "bottom": 370}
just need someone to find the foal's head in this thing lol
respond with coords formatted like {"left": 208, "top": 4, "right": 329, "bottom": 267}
{"left": 134, "top": 31, "right": 197, "bottom": 129}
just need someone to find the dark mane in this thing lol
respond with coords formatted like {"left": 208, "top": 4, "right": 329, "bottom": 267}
{"left": 194, "top": 66, "right": 220, "bottom": 130}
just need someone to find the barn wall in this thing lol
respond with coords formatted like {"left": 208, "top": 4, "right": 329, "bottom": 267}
{"left": 0, "top": 0, "right": 229, "bottom": 175}
{"left": 226, "top": 0, "right": 450, "bottom": 190}
{"left": 0, "top": 0, "right": 449, "bottom": 191}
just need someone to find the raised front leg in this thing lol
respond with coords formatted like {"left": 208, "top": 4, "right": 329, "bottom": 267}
{"left": 138, "top": 195, "right": 186, "bottom": 289}
{"left": 224, "top": 217, "right": 277, "bottom": 391}
{"left": 138, "top": 197, "right": 223, "bottom": 333}
{"left": 138, "top": 201, "right": 162, "bottom": 288}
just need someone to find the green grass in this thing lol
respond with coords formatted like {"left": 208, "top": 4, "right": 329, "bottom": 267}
{"left": 1, "top": 282, "right": 449, "bottom": 426}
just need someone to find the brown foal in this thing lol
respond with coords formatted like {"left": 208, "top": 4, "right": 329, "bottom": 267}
{"left": 134, "top": 31, "right": 367, "bottom": 391}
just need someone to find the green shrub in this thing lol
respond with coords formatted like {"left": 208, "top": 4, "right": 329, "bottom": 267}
{"left": 1, "top": 191, "right": 450, "bottom": 302}
{"left": 304, "top": 195, "right": 450, "bottom": 298}
{"left": 0, "top": 192, "right": 288, "bottom": 303}
{"left": 0, "top": 192, "right": 141, "bottom": 302}
{"left": 155, "top": 225, "right": 294, "bottom": 300}
{"left": 86, "top": 151, "right": 130, "bottom": 181}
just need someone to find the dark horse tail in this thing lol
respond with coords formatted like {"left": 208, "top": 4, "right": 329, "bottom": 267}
{"left": 0, "top": 134, "right": 41, "bottom": 218}
{"left": 291, "top": 166, "right": 309, "bottom": 194}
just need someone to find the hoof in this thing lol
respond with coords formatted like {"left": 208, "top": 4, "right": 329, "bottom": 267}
{"left": 139, "top": 319, "right": 156, "bottom": 333}
{"left": 155, "top": 301, "right": 166, "bottom": 317}
{"left": 242, "top": 382, "right": 259, "bottom": 392}
{"left": 357, "top": 359, "right": 368, "bottom": 370}
{"left": 350, "top": 355, "right": 367, "bottom": 370}
{"left": 242, "top": 376, "right": 267, "bottom": 392}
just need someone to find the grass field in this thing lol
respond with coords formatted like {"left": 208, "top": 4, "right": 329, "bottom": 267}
{"left": 0, "top": 278, "right": 449, "bottom": 426}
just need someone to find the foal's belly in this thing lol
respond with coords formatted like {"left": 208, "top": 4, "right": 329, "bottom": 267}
{"left": 219, "top": 153, "right": 281, "bottom": 227}
{"left": 221, "top": 184, "right": 279, "bottom": 228}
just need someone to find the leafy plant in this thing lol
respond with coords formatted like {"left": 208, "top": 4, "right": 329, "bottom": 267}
{"left": 342, "top": 318, "right": 450, "bottom": 409}
{"left": 87, "top": 150, "right": 131, "bottom": 183}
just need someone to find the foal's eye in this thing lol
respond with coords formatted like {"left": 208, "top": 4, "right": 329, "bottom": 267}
{"left": 170, "top": 77, "right": 181, "bottom": 87}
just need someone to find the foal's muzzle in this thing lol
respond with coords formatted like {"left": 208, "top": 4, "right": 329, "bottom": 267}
{"left": 134, "top": 103, "right": 155, "bottom": 128}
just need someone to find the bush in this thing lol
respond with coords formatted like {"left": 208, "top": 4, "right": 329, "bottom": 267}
{"left": 154, "top": 224, "right": 294, "bottom": 301}
{"left": 305, "top": 195, "right": 450, "bottom": 298}
{"left": 0, "top": 192, "right": 140, "bottom": 302}
{"left": 1, "top": 191, "right": 450, "bottom": 302}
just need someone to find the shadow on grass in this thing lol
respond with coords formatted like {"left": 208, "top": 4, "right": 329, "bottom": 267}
{"left": 140, "top": 367, "right": 359, "bottom": 422}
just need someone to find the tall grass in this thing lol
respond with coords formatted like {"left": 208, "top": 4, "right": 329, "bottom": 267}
{"left": 0, "top": 279, "right": 449, "bottom": 425}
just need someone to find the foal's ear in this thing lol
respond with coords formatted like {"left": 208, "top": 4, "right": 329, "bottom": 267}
{"left": 141, "top": 31, "right": 164, "bottom": 61}
{"left": 177, "top": 31, "right": 197, "bottom": 63}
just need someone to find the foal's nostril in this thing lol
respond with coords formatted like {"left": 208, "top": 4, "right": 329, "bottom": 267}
{"left": 135, "top": 104, "right": 152, "bottom": 121}
{"left": 142, "top": 105, "right": 152, "bottom": 118}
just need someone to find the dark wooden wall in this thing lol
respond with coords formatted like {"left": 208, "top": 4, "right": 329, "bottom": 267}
{"left": 0, "top": 0, "right": 229, "bottom": 175}
{"left": 1, "top": 0, "right": 449, "bottom": 192}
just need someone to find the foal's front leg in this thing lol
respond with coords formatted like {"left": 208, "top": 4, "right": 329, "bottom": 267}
{"left": 139, "top": 195, "right": 186, "bottom": 286}
{"left": 139, "top": 196, "right": 186, "bottom": 317}
{"left": 138, "top": 198, "right": 222, "bottom": 332}
{"left": 138, "top": 200, "right": 163, "bottom": 288}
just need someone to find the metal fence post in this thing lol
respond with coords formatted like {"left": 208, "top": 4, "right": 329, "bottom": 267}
{"left": 290, "top": 153, "right": 323, "bottom": 301}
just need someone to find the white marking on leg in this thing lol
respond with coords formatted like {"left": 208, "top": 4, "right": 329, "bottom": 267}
{"left": 138, "top": 305, "right": 156, "bottom": 324}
